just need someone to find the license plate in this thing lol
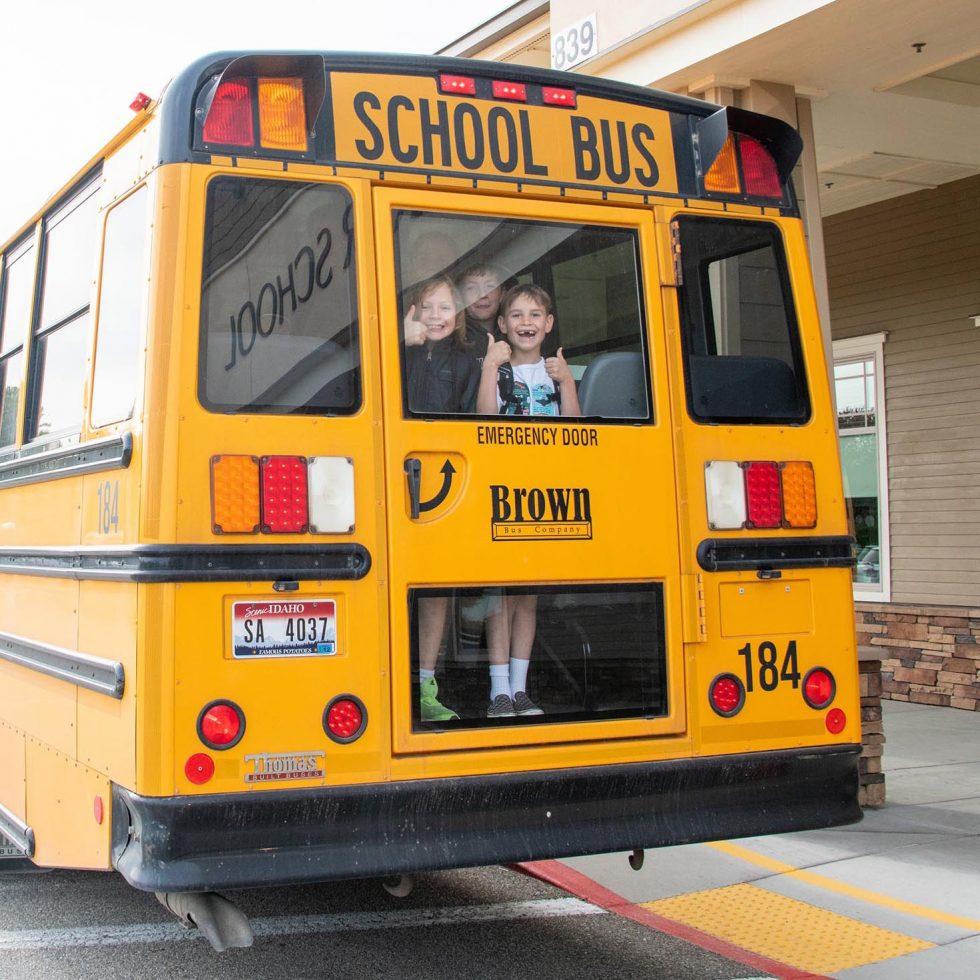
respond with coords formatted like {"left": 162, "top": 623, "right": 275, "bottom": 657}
{"left": 232, "top": 599, "right": 337, "bottom": 659}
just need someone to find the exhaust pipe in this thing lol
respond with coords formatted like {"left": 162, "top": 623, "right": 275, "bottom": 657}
{"left": 156, "top": 891, "right": 254, "bottom": 951}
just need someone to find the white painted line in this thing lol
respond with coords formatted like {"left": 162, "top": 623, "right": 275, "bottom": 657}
{"left": 0, "top": 897, "right": 604, "bottom": 951}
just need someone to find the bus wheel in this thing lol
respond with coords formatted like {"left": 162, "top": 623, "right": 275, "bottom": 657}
{"left": 628, "top": 848, "right": 645, "bottom": 871}
{"left": 382, "top": 875, "right": 414, "bottom": 898}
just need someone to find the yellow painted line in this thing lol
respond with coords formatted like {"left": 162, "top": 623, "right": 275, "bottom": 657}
{"left": 643, "top": 883, "right": 932, "bottom": 974}
{"left": 710, "top": 840, "right": 980, "bottom": 932}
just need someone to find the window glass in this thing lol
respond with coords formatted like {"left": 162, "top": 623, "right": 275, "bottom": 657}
{"left": 678, "top": 218, "right": 808, "bottom": 423}
{"left": 394, "top": 211, "right": 650, "bottom": 421}
{"left": 410, "top": 584, "right": 667, "bottom": 731}
{"left": 836, "top": 356, "right": 882, "bottom": 586}
{"left": 39, "top": 183, "right": 100, "bottom": 329}
{"left": 91, "top": 187, "right": 149, "bottom": 428}
{"left": 0, "top": 351, "right": 24, "bottom": 447}
{"left": 32, "top": 313, "right": 88, "bottom": 439}
{"left": 1, "top": 241, "right": 36, "bottom": 356}
{"left": 200, "top": 176, "right": 359, "bottom": 415}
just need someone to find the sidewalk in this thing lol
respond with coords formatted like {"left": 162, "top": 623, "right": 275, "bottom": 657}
{"left": 558, "top": 701, "right": 980, "bottom": 977}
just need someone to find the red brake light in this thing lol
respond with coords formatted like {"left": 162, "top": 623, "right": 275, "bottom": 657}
{"left": 542, "top": 86, "right": 577, "bottom": 108}
{"left": 492, "top": 80, "right": 527, "bottom": 102}
{"left": 324, "top": 695, "right": 367, "bottom": 743}
{"left": 709, "top": 674, "right": 745, "bottom": 717}
{"left": 803, "top": 668, "right": 836, "bottom": 710}
{"left": 260, "top": 455, "right": 309, "bottom": 533}
{"left": 439, "top": 74, "right": 476, "bottom": 96}
{"left": 202, "top": 78, "right": 255, "bottom": 146}
{"left": 744, "top": 461, "right": 782, "bottom": 529}
{"left": 185, "top": 753, "right": 215, "bottom": 784}
{"left": 738, "top": 134, "right": 782, "bottom": 198}
{"left": 198, "top": 701, "right": 245, "bottom": 749}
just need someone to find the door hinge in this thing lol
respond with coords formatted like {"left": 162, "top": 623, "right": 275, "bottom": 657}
{"left": 670, "top": 219, "right": 684, "bottom": 286}
{"left": 682, "top": 572, "right": 707, "bottom": 644}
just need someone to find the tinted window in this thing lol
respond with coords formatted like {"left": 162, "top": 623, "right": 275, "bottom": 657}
{"left": 91, "top": 186, "right": 149, "bottom": 428}
{"left": 393, "top": 211, "right": 651, "bottom": 421}
{"left": 33, "top": 313, "right": 88, "bottom": 439}
{"left": 0, "top": 239, "right": 35, "bottom": 449}
{"left": 200, "top": 176, "right": 359, "bottom": 415}
{"left": 677, "top": 218, "right": 808, "bottom": 424}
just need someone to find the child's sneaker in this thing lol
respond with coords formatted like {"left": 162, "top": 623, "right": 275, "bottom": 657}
{"left": 487, "top": 694, "right": 516, "bottom": 718}
{"left": 420, "top": 677, "right": 458, "bottom": 722}
{"left": 512, "top": 691, "right": 544, "bottom": 716}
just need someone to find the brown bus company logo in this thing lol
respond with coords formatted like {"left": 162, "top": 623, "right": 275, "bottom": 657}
{"left": 244, "top": 751, "right": 325, "bottom": 783}
{"left": 490, "top": 484, "right": 592, "bottom": 541}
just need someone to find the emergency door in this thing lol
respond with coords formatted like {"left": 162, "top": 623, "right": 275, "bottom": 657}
{"left": 373, "top": 187, "right": 686, "bottom": 754}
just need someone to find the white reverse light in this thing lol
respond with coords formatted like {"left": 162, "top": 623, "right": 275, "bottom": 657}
{"left": 705, "top": 460, "right": 746, "bottom": 530}
{"left": 308, "top": 457, "right": 355, "bottom": 533}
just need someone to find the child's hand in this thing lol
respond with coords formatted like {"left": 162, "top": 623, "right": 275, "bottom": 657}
{"left": 403, "top": 306, "right": 426, "bottom": 346}
{"left": 545, "top": 347, "right": 573, "bottom": 385}
{"left": 484, "top": 333, "right": 512, "bottom": 370}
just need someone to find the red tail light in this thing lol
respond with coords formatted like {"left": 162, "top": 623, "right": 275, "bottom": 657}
{"left": 198, "top": 700, "right": 245, "bottom": 749}
{"left": 185, "top": 753, "right": 215, "bottom": 784}
{"left": 803, "top": 668, "right": 836, "bottom": 709}
{"left": 709, "top": 674, "right": 745, "bottom": 717}
{"left": 324, "top": 695, "right": 367, "bottom": 743}
{"left": 439, "top": 74, "right": 476, "bottom": 96}
{"left": 202, "top": 78, "right": 255, "bottom": 146}
{"left": 260, "top": 455, "right": 309, "bottom": 533}
{"left": 542, "top": 86, "right": 577, "bottom": 108}
{"left": 492, "top": 80, "right": 527, "bottom": 102}
{"left": 744, "top": 461, "right": 782, "bottom": 529}
{"left": 738, "top": 134, "right": 782, "bottom": 198}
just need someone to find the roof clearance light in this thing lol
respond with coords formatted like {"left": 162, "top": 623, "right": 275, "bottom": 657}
{"left": 781, "top": 461, "right": 817, "bottom": 528}
{"left": 129, "top": 92, "right": 151, "bottom": 113}
{"left": 260, "top": 455, "right": 309, "bottom": 533}
{"left": 258, "top": 77, "right": 307, "bottom": 153}
{"left": 704, "top": 134, "right": 741, "bottom": 194}
{"left": 492, "top": 80, "right": 527, "bottom": 102}
{"left": 439, "top": 74, "right": 477, "bottom": 96}
{"left": 705, "top": 460, "right": 747, "bottom": 530}
{"left": 738, "top": 134, "right": 782, "bottom": 198}
{"left": 542, "top": 86, "right": 577, "bottom": 108}
{"left": 744, "top": 461, "right": 782, "bottom": 529}
{"left": 202, "top": 78, "right": 255, "bottom": 147}
{"left": 211, "top": 455, "right": 260, "bottom": 534}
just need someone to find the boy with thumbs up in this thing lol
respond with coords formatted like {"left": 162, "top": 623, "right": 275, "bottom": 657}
{"left": 476, "top": 285, "right": 581, "bottom": 418}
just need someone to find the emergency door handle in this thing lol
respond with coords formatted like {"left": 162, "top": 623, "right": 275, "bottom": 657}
{"left": 404, "top": 457, "right": 422, "bottom": 520}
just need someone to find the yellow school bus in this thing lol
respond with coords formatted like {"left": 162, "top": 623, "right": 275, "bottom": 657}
{"left": 0, "top": 51, "right": 860, "bottom": 943}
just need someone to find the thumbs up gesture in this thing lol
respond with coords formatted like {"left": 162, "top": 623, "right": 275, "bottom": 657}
{"left": 403, "top": 305, "right": 426, "bottom": 346}
{"left": 483, "top": 332, "right": 512, "bottom": 370}
{"left": 545, "top": 347, "right": 573, "bottom": 385}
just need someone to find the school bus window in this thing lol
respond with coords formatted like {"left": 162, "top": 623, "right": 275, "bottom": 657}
{"left": 199, "top": 176, "right": 359, "bottom": 415}
{"left": 677, "top": 218, "right": 809, "bottom": 425}
{"left": 91, "top": 186, "right": 150, "bottom": 428}
{"left": 410, "top": 584, "right": 667, "bottom": 730}
{"left": 0, "top": 237, "right": 36, "bottom": 448}
{"left": 394, "top": 210, "right": 651, "bottom": 421}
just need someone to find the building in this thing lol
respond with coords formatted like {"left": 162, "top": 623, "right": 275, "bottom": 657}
{"left": 439, "top": 0, "right": 980, "bottom": 709}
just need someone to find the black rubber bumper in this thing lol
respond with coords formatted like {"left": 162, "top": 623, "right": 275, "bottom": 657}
{"left": 112, "top": 744, "right": 860, "bottom": 892}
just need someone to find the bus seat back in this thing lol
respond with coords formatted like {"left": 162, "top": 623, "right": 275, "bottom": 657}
{"left": 578, "top": 352, "right": 647, "bottom": 419}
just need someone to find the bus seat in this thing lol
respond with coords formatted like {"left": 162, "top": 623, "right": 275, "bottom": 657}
{"left": 578, "top": 352, "right": 647, "bottom": 419}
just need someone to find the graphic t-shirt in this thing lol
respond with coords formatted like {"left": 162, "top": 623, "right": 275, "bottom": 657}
{"left": 497, "top": 358, "right": 559, "bottom": 416}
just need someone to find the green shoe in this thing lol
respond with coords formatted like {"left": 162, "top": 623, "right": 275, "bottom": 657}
{"left": 420, "top": 676, "right": 459, "bottom": 722}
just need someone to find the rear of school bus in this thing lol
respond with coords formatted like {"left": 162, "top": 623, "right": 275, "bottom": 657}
{"left": 6, "top": 52, "right": 861, "bottom": 891}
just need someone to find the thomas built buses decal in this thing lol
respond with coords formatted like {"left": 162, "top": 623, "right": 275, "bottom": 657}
{"left": 330, "top": 72, "right": 678, "bottom": 195}
{"left": 245, "top": 751, "right": 326, "bottom": 783}
{"left": 490, "top": 484, "right": 592, "bottom": 540}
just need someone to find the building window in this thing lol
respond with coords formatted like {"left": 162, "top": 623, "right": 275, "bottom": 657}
{"left": 833, "top": 333, "right": 889, "bottom": 602}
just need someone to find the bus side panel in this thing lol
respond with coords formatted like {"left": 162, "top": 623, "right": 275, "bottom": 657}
{"left": 77, "top": 581, "right": 138, "bottom": 786}
{"left": 0, "top": 722, "right": 27, "bottom": 821}
{"left": 26, "top": 738, "right": 111, "bottom": 870}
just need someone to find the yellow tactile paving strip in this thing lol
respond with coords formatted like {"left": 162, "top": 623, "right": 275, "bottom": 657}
{"left": 642, "top": 883, "right": 933, "bottom": 974}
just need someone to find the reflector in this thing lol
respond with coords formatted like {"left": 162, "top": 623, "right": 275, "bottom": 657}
{"left": 258, "top": 77, "right": 307, "bottom": 152}
{"left": 704, "top": 134, "right": 740, "bottom": 194}
{"left": 781, "top": 461, "right": 817, "bottom": 528}
{"left": 744, "top": 461, "right": 782, "bottom": 529}
{"left": 825, "top": 708, "right": 846, "bottom": 734}
{"left": 738, "top": 134, "right": 782, "bottom": 198}
{"left": 202, "top": 78, "right": 254, "bottom": 146}
{"left": 185, "top": 753, "right": 215, "bottom": 785}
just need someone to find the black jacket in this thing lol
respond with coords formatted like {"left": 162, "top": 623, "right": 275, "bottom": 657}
{"left": 405, "top": 339, "right": 480, "bottom": 415}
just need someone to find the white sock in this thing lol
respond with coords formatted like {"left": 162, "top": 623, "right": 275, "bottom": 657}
{"left": 509, "top": 657, "right": 530, "bottom": 695}
{"left": 489, "top": 664, "right": 510, "bottom": 700}
{"left": 420, "top": 668, "right": 435, "bottom": 684}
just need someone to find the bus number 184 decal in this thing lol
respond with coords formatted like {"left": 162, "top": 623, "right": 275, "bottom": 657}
{"left": 736, "top": 640, "right": 800, "bottom": 693}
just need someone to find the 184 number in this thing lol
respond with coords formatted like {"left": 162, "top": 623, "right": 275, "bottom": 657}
{"left": 96, "top": 480, "right": 120, "bottom": 534}
{"left": 737, "top": 640, "right": 800, "bottom": 693}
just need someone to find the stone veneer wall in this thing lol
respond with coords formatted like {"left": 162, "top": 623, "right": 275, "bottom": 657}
{"left": 858, "top": 650, "right": 885, "bottom": 808}
{"left": 855, "top": 601, "right": 980, "bottom": 710}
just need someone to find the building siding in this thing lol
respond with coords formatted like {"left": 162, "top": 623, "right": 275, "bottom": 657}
{"left": 824, "top": 173, "right": 980, "bottom": 606}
